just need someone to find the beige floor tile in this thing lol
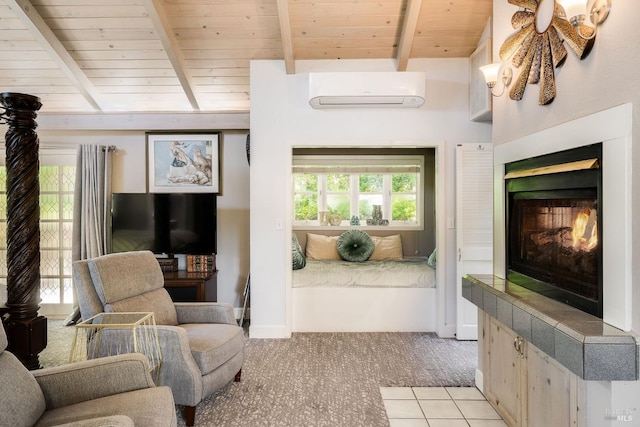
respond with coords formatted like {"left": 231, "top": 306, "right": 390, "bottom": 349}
{"left": 388, "top": 419, "right": 430, "bottom": 427}
{"left": 419, "top": 399, "right": 464, "bottom": 419}
{"left": 381, "top": 387, "right": 418, "bottom": 400}
{"left": 382, "top": 387, "right": 506, "bottom": 427}
{"left": 427, "top": 420, "right": 470, "bottom": 427}
{"left": 467, "top": 420, "right": 509, "bottom": 427}
{"left": 456, "top": 400, "right": 502, "bottom": 420}
{"left": 413, "top": 386, "right": 450, "bottom": 400}
{"left": 384, "top": 399, "right": 425, "bottom": 419}
{"left": 446, "top": 386, "right": 485, "bottom": 400}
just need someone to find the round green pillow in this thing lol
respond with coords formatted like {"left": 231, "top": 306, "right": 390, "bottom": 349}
{"left": 337, "top": 230, "right": 374, "bottom": 262}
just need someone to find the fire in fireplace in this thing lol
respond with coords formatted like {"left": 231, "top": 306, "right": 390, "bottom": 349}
{"left": 505, "top": 144, "right": 602, "bottom": 317}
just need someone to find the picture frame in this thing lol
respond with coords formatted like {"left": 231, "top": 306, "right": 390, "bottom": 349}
{"left": 147, "top": 132, "right": 220, "bottom": 193}
{"left": 469, "top": 38, "right": 493, "bottom": 122}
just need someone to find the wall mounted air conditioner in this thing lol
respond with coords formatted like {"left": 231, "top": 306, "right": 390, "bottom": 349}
{"left": 308, "top": 72, "right": 426, "bottom": 109}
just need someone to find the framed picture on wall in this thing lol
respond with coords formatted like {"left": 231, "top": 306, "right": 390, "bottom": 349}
{"left": 469, "top": 38, "right": 492, "bottom": 122}
{"left": 147, "top": 132, "right": 220, "bottom": 193}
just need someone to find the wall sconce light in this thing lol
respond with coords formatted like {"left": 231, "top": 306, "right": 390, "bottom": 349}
{"left": 558, "top": 0, "right": 611, "bottom": 39}
{"left": 479, "top": 63, "right": 513, "bottom": 97}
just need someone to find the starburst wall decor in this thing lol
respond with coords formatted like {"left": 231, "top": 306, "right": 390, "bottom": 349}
{"left": 499, "top": 0, "right": 597, "bottom": 105}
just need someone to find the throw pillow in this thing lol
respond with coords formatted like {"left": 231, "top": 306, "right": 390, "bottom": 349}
{"left": 305, "top": 233, "right": 341, "bottom": 260}
{"left": 427, "top": 248, "right": 437, "bottom": 268}
{"left": 292, "top": 234, "right": 306, "bottom": 270}
{"left": 337, "top": 229, "right": 375, "bottom": 262}
{"left": 369, "top": 234, "right": 404, "bottom": 260}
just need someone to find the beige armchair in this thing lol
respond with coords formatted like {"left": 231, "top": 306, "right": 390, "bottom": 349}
{"left": 0, "top": 324, "right": 177, "bottom": 427}
{"left": 73, "top": 250, "right": 245, "bottom": 427}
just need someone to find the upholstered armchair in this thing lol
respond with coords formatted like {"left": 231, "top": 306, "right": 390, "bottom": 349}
{"left": 0, "top": 324, "right": 177, "bottom": 427}
{"left": 72, "top": 250, "right": 245, "bottom": 427}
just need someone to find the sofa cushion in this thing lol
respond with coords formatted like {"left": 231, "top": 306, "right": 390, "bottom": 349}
{"left": 0, "top": 351, "right": 46, "bottom": 427}
{"left": 0, "top": 323, "right": 7, "bottom": 351}
{"left": 88, "top": 251, "right": 165, "bottom": 303}
{"left": 50, "top": 415, "right": 135, "bottom": 427}
{"left": 180, "top": 323, "right": 245, "bottom": 375}
{"left": 88, "top": 251, "right": 178, "bottom": 326}
{"left": 72, "top": 260, "right": 104, "bottom": 321}
{"left": 105, "top": 288, "right": 178, "bottom": 326}
{"left": 34, "top": 386, "right": 176, "bottom": 427}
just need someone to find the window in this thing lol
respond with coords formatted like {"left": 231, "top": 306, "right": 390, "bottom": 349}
{"left": 293, "top": 155, "right": 423, "bottom": 229}
{"left": 0, "top": 164, "right": 75, "bottom": 306}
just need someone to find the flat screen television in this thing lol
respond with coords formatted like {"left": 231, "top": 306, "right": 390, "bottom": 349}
{"left": 111, "top": 193, "right": 216, "bottom": 255}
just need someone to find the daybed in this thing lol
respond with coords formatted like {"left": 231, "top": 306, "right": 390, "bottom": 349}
{"left": 292, "top": 232, "right": 437, "bottom": 332}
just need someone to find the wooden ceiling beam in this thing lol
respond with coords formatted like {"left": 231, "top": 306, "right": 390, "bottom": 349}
{"left": 5, "top": 0, "right": 103, "bottom": 111}
{"left": 142, "top": 0, "right": 201, "bottom": 110}
{"left": 276, "top": 0, "right": 295, "bottom": 74}
{"left": 396, "top": 0, "right": 423, "bottom": 71}
{"left": 35, "top": 112, "right": 249, "bottom": 131}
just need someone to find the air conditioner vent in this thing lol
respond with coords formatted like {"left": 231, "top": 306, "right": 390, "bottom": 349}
{"left": 308, "top": 72, "right": 425, "bottom": 109}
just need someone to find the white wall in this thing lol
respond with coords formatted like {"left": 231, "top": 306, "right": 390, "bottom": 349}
{"left": 249, "top": 58, "right": 492, "bottom": 338}
{"left": 215, "top": 131, "right": 250, "bottom": 307}
{"left": 29, "top": 126, "right": 250, "bottom": 309}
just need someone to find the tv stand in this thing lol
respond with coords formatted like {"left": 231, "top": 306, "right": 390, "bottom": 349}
{"left": 163, "top": 270, "right": 217, "bottom": 302}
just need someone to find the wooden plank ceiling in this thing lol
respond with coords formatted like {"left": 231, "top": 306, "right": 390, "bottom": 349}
{"left": 0, "top": 0, "right": 492, "bottom": 114}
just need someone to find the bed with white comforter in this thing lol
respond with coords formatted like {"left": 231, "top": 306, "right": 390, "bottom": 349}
{"left": 292, "top": 258, "right": 435, "bottom": 288}
{"left": 291, "top": 231, "right": 438, "bottom": 332}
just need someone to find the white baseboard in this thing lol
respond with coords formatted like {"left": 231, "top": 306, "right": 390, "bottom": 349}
{"left": 475, "top": 368, "right": 484, "bottom": 394}
{"left": 440, "top": 324, "right": 457, "bottom": 338}
{"left": 249, "top": 324, "right": 290, "bottom": 339}
{"left": 455, "top": 324, "right": 478, "bottom": 341}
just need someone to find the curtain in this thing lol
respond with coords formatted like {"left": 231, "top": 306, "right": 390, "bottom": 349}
{"left": 63, "top": 144, "right": 114, "bottom": 325}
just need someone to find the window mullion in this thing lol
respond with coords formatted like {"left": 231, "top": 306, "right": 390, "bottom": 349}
{"left": 58, "top": 168, "right": 64, "bottom": 304}
{"left": 350, "top": 175, "right": 359, "bottom": 217}
{"left": 319, "top": 175, "right": 327, "bottom": 210}
{"left": 383, "top": 175, "right": 392, "bottom": 219}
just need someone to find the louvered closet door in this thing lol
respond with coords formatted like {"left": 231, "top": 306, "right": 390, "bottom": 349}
{"left": 456, "top": 143, "right": 493, "bottom": 340}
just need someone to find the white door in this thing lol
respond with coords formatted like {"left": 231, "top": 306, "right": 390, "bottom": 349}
{"left": 456, "top": 143, "right": 493, "bottom": 340}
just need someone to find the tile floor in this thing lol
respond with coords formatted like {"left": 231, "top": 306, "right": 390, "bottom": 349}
{"left": 381, "top": 386, "right": 508, "bottom": 427}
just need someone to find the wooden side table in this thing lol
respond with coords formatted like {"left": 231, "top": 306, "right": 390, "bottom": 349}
{"left": 70, "top": 312, "right": 162, "bottom": 381}
{"left": 163, "top": 270, "right": 217, "bottom": 302}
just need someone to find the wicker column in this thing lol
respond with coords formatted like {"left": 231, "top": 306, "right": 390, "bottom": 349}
{"left": 0, "top": 92, "right": 45, "bottom": 370}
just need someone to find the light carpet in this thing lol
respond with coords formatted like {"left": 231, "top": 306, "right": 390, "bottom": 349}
{"left": 40, "top": 320, "right": 478, "bottom": 426}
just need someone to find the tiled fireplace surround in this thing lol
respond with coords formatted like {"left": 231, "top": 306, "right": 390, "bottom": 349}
{"left": 464, "top": 104, "right": 639, "bottom": 383}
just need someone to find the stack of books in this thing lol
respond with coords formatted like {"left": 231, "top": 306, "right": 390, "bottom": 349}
{"left": 156, "top": 258, "right": 178, "bottom": 272}
{"left": 186, "top": 254, "right": 216, "bottom": 272}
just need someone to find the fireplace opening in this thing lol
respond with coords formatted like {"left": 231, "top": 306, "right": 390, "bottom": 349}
{"left": 505, "top": 144, "right": 602, "bottom": 317}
